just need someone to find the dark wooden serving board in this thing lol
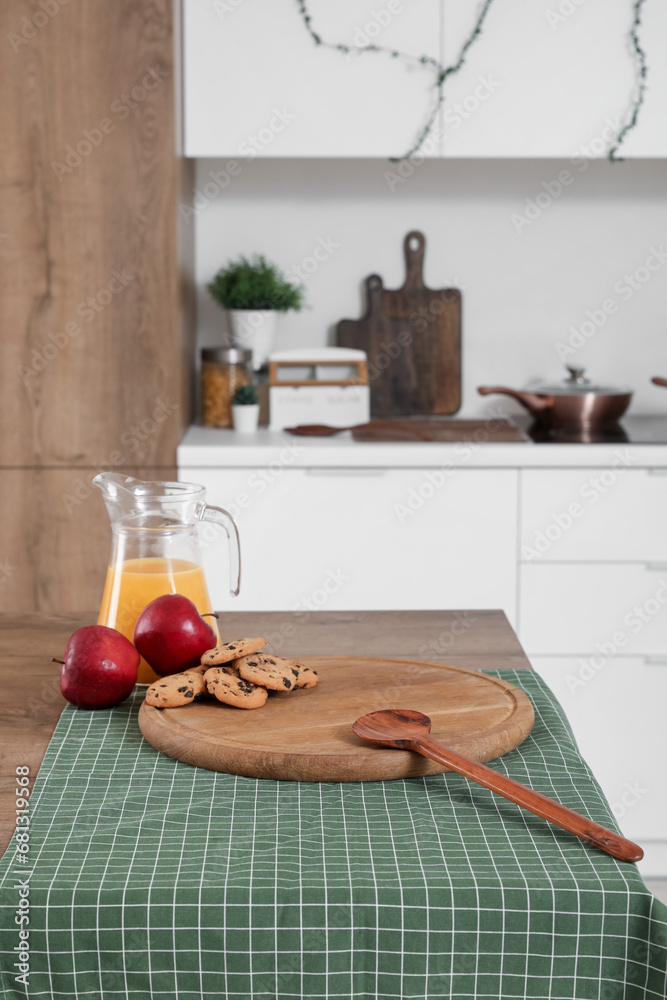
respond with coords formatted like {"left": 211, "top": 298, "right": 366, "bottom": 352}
{"left": 336, "top": 232, "right": 461, "bottom": 417}
{"left": 351, "top": 418, "right": 527, "bottom": 443}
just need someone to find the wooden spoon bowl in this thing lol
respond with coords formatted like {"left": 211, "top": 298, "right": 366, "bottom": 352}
{"left": 353, "top": 708, "right": 432, "bottom": 745}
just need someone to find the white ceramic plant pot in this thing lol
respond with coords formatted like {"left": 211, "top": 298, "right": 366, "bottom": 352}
{"left": 232, "top": 403, "right": 260, "bottom": 433}
{"left": 228, "top": 309, "right": 277, "bottom": 370}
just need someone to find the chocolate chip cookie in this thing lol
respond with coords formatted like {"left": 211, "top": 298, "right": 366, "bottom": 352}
{"left": 204, "top": 666, "right": 268, "bottom": 709}
{"left": 145, "top": 669, "right": 207, "bottom": 709}
{"left": 200, "top": 637, "right": 266, "bottom": 667}
{"left": 291, "top": 663, "right": 319, "bottom": 689}
{"left": 236, "top": 653, "right": 318, "bottom": 692}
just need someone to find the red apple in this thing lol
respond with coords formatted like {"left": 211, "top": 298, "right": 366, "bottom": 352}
{"left": 133, "top": 594, "right": 217, "bottom": 676}
{"left": 59, "top": 625, "right": 139, "bottom": 709}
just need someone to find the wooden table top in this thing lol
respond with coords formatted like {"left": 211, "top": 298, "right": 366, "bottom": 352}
{"left": 0, "top": 610, "right": 530, "bottom": 854}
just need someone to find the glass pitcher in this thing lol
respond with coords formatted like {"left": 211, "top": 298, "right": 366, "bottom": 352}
{"left": 94, "top": 473, "right": 240, "bottom": 684}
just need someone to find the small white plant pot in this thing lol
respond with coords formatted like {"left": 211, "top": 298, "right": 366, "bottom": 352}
{"left": 232, "top": 403, "right": 260, "bottom": 433}
{"left": 228, "top": 309, "right": 277, "bottom": 370}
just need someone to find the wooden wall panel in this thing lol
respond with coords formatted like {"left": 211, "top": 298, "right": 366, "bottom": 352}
{"left": 0, "top": 0, "right": 185, "bottom": 467}
{"left": 0, "top": 1, "right": 192, "bottom": 611}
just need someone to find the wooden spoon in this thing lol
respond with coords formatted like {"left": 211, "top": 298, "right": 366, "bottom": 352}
{"left": 284, "top": 420, "right": 432, "bottom": 440}
{"left": 353, "top": 709, "right": 643, "bottom": 863}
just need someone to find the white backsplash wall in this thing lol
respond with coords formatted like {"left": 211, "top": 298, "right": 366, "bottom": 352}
{"left": 192, "top": 158, "right": 667, "bottom": 417}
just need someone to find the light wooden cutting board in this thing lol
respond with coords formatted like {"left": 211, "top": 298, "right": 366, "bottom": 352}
{"left": 138, "top": 657, "right": 534, "bottom": 782}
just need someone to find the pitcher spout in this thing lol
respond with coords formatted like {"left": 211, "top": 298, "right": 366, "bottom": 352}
{"left": 93, "top": 473, "right": 159, "bottom": 525}
{"left": 93, "top": 473, "right": 148, "bottom": 500}
{"left": 93, "top": 474, "right": 207, "bottom": 527}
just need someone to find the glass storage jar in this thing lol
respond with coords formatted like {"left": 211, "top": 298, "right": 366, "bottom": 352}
{"left": 201, "top": 348, "right": 253, "bottom": 428}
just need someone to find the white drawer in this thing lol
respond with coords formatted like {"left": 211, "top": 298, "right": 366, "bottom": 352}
{"left": 519, "top": 563, "right": 667, "bottom": 655}
{"left": 185, "top": 467, "right": 518, "bottom": 619}
{"left": 531, "top": 655, "right": 667, "bottom": 847}
{"left": 520, "top": 468, "right": 667, "bottom": 562}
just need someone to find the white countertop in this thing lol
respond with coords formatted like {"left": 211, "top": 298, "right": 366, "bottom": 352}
{"left": 178, "top": 423, "right": 667, "bottom": 469}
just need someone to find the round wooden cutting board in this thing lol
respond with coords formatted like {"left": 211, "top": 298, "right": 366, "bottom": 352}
{"left": 138, "top": 657, "right": 534, "bottom": 782}
{"left": 139, "top": 657, "right": 534, "bottom": 781}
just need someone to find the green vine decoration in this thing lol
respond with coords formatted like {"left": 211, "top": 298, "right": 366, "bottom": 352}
{"left": 608, "top": 0, "right": 648, "bottom": 161}
{"left": 295, "top": 0, "right": 495, "bottom": 161}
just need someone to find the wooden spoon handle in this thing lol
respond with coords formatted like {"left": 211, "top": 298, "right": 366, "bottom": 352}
{"left": 411, "top": 735, "right": 643, "bottom": 863}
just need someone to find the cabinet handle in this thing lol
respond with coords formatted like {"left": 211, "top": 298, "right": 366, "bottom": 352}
{"left": 305, "top": 468, "right": 387, "bottom": 476}
{"left": 648, "top": 469, "right": 667, "bottom": 476}
{"left": 645, "top": 563, "right": 667, "bottom": 571}
{"left": 643, "top": 656, "right": 667, "bottom": 666}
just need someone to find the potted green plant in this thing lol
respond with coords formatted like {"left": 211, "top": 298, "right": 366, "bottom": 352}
{"left": 207, "top": 255, "right": 304, "bottom": 370}
{"left": 231, "top": 383, "right": 260, "bottom": 433}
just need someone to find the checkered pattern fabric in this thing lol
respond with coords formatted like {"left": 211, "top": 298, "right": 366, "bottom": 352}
{"left": 1, "top": 669, "right": 665, "bottom": 999}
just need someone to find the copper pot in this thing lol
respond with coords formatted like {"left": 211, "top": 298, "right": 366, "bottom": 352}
{"left": 478, "top": 367, "right": 632, "bottom": 431}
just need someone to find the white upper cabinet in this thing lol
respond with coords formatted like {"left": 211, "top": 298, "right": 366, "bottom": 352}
{"left": 183, "top": 0, "right": 442, "bottom": 158}
{"left": 183, "top": 0, "right": 667, "bottom": 158}
{"left": 441, "top": 0, "right": 635, "bottom": 157}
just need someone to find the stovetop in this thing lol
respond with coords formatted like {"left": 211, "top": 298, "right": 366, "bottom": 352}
{"left": 520, "top": 416, "right": 667, "bottom": 444}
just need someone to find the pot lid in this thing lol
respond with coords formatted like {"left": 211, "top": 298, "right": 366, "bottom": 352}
{"left": 533, "top": 367, "right": 632, "bottom": 397}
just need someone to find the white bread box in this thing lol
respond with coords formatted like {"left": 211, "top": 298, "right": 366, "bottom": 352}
{"left": 268, "top": 347, "right": 370, "bottom": 431}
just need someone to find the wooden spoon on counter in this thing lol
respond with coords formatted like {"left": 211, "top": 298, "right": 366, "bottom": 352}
{"left": 353, "top": 709, "right": 643, "bottom": 863}
{"left": 284, "top": 420, "right": 432, "bottom": 440}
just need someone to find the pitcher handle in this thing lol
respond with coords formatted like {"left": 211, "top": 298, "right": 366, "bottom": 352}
{"left": 199, "top": 504, "right": 242, "bottom": 597}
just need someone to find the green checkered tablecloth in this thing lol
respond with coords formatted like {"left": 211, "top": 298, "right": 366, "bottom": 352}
{"left": 1, "top": 669, "right": 665, "bottom": 1000}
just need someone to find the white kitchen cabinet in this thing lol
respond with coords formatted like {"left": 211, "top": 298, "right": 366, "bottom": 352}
{"left": 518, "top": 464, "right": 667, "bottom": 870}
{"left": 183, "top": 0, "right": 443, "bottom": 158}
{"left": 190, "top": 466, "right": 518, "bottom": 618}
{"left": 520, "top": 467, "right": 667, "bottom": 563}
{"left": 531, "top": 655, "right": 667, "bottom": 874}
{"left": 519, "top": 563, "right": 667, "bottom": 655}
{"left": 183, "top": 0, "right": 667, "bottom": 158}
{"left": 440, "top": 0, "right": 659, "bottom": 157}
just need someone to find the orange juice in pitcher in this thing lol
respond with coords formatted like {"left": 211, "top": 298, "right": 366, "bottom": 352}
{"left": 99, "top": 558, "right": 217, "bottom": 682}
{"left": 94, "top": 475, "right": 240, "bottom": 684}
